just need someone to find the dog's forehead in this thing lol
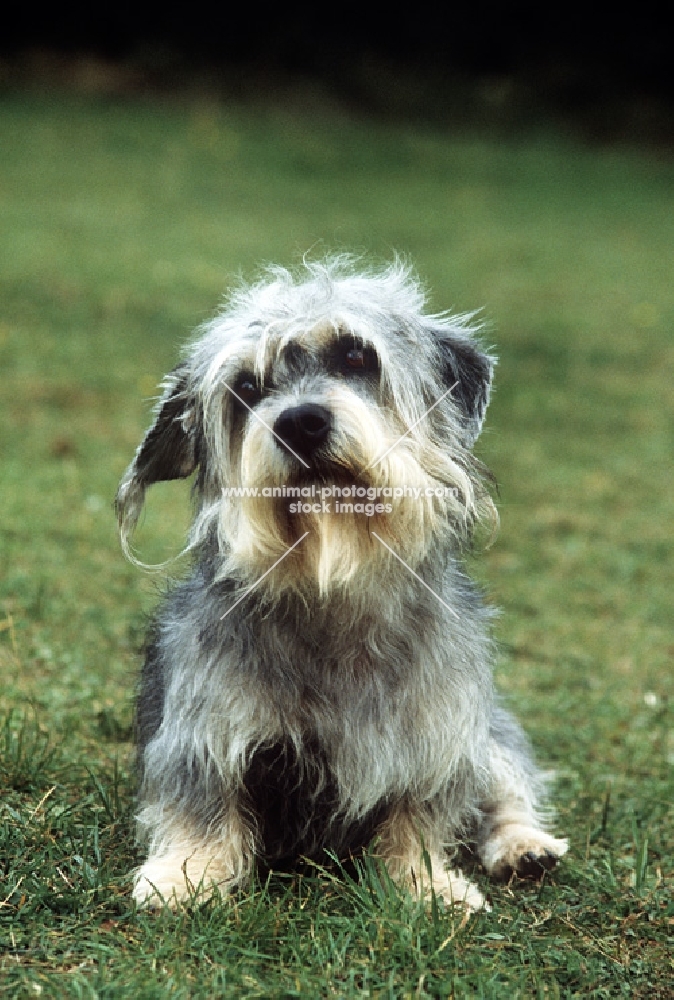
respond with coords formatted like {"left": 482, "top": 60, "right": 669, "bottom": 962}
{"left": 252, "top": 316, "right": 376, "bottom": 374}
{"left": 273, "top": 318, "right": 341, "bottom": 356}
{"left": 259, "top": 313, "right": 426, "bottom": 368}
{"left": 252, "top": 319, "right": 343, "bottom": 382}
{"left": 301, "top": 318, "right": 340, "bottom": 347}
{"left": 274, "top": 320, "right": 339, "bottom": 373}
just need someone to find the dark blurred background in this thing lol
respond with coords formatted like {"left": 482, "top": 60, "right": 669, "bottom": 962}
{"left": 2, "top": 7, "right": 672, "bottom": 140}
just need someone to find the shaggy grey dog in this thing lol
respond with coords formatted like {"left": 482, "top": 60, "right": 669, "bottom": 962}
{"left": 116, "top": 257, "right": 567, "bottom": 910}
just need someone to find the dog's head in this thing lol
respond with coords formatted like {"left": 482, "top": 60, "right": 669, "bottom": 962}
{"left": 116, "top": 257, "right": 496, "bottom": 597}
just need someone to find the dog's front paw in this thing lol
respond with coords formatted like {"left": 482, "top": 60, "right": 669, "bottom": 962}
{"left": 435, "top": 869, "right": 490, "bottom": 913}
{"left": 132, "top": 852, "right": 234, "bottom": 909}
{"left": 480, "top": 825, "right": 568, "bottom": 879}
{"left": 390, "top": 856, "right": 489, "bottom": 914}
{"left": 132, "top": 859, "right": 201, "bottom": 910}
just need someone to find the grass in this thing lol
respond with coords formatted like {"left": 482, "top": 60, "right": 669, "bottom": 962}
{"left": 1, "top": 86, "right": 673, "bottom": 996}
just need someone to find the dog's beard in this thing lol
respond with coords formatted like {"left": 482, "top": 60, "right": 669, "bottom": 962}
{"left": 209, "top": 391, "right": 490, "bottom": 599}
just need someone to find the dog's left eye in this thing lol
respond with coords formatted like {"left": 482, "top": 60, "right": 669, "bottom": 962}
{"left": 345, "top": 349, "right": 365, "bottom": 368}
{"left": 342, "top": 345, "right": 378, "bottom": 373}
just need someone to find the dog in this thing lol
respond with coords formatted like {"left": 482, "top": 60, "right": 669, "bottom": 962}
{"left": 116, "top": 256, "right": 568, "bottom": 911}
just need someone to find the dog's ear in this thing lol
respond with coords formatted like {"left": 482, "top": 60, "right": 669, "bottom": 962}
{"left": 127, "top": 367, "right": 198, "bottom": 486}
{"left": 115, "top": 365, "right": 199, "bottom": 558}
{"left": 433, "top": 331, "right": 494, "bottom": 446}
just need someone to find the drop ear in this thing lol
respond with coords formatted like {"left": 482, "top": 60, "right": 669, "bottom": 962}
{"left": 115, "top": 365, "right": 199, "bottom": 557}
{"left": 433, "top": 330, "right": 495, "bottom": 446}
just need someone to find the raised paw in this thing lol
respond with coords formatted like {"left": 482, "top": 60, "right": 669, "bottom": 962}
{"left": 480, "top": 824, "right": 569, "bottom": 880}
{"left": 514, "top": 848, "right": 562, "bottom": 878}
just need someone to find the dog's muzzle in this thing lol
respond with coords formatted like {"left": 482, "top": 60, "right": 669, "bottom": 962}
{"left": 273, "top": 403, "right": 332, "bottom": 461}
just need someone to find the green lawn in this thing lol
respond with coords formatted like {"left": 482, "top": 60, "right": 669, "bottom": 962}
{"left": 0, "top": 89, "right": 672, "bottom": 997}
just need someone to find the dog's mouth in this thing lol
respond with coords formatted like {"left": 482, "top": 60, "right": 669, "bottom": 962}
{"left": 282, "top": 454, "right": 370, "bottom": 490}
{"left": 269, "top": 409, "right": 362, "bottom": 483}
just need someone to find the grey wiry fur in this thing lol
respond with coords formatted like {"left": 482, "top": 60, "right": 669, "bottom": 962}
{"left": 116, "top": 256, "right": 567, "bottom": 910}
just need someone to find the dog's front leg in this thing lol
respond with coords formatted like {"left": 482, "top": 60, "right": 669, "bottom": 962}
{"left": 477, "top": 709, "right": 568, "bottom": 879}
{"left": 376, "top": 800, "right": 486, "bottom": 912}
{"left": 133, "top": 804, "right": 255, "bottom": 909}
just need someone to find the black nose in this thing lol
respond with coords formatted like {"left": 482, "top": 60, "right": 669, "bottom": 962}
{"left": 273, "top": 403, "right": 332, "bottom": 459}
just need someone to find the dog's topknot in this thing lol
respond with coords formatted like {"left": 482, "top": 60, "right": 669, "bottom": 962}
{"left": 225, "top": 254, "right": 427, "bottom": 322}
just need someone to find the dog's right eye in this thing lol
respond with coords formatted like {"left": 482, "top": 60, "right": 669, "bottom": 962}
{"left": 233, "top": 376, "right": 261, "bottom": 408}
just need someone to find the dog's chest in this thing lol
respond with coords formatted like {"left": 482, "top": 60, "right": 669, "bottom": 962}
{"left": 241, "top": 737, "right": 388, "bottom": 864}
